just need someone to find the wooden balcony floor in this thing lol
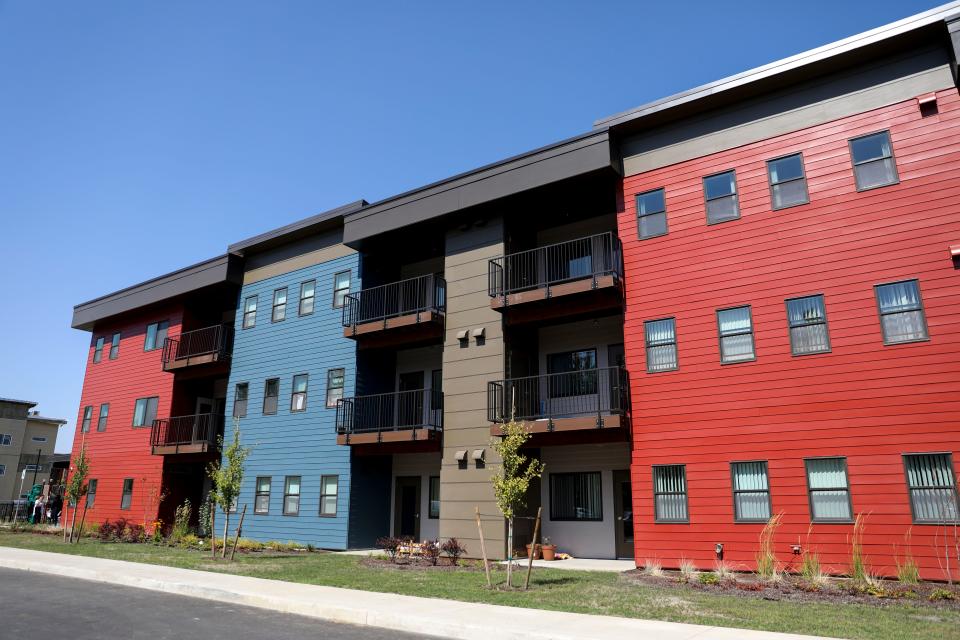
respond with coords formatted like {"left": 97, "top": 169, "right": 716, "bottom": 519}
{"left": 337, "top": 427, "right": 442, "bottom": 446}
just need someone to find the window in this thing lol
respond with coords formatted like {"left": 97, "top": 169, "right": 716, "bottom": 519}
{"left": 31, "top": 436, "right": 47, "bottom": 443}
{"left": 120, "top": 478, "right": 134, "bottom": 510}
{"left": 144, "top": 321, "right": 169, "bottom": 351}
{"left": 805, "top": 458, "right": 852, "bottom": 522}
{"left": 875, "top": 280, "right": 928, "bottom": 344}
{"left": 283, "top": 476, "right": 301, "bottom": 515}
{"left": 0, "top": 434, "right": 10, "bottom": 446}
{"left": 849, "top": 131, "right": 898, "bottom": 190}
{"left": 645, "top": 318, "right": 678, "bottom": 372}
{"left": 332, "top": 271, "right": 351, "bottom": 308}
{"left": 703, "top": 170, "right": 740, "bottom": 224}
{"left": 786, "top": 295, "right": 830, "bottom": 355}
{"left": 549, "top": 472, "right": 602, "bottom": 521}
{"left": 233, "top": 383, "right": 248, "bottom": 418}
{"left": 97, "top": 403, "right": 109, "bottom": 432}
{"left": 109, "top": 332, "right": 121, "bottom": 359}
{"left": 254, "top": 477, "right": 271, "bottom": 514}
{"left": 717, "top": 306, "right": 756, "bottom": 363}
{"left": 86, "top": 479, "right": 97, "bottom": 507}
{"left": 653, "top": 465, "right": 688, "bottom": 522}
{"left": 242, "top": 296, "right": 258, "bottom": 329}
{"left": 430, "top": 369, "right": 443, "bottom": 411}
{"left": 904, "top": 453, "right": 959, "bottom": 523}
{"left": 81, "top": 406, "right": 93, "bottom": 433}
{"left": 320, "top": 475, "right": 338, "bottom": 517}
{"left": 299, "top": 280, "right": 316, "bottom": 316}
{"left": 325, "top": 369, "right": 345, "bottom": 408}
{"left": 93, "top": 337, "right": 104, "bottom": 363}
{"left": 291, "top": 374, "right": 308, "bottom": 412}
{"left": 428, "top": 476, "right": 440, "bottom": 519}
{"left": 132, "top": 396, "right": 159, "bottom": 427}
{"left": 547, "top": 349, "right": 597, "bottom": 397}
{"left": 731, "top": 461, "right": 771, "bottom": 522}
{"left": 0, "top": 464, "right": 5, "bottom": 476}
{"left": 767, "top": 153, "right": 809, "bottom": 209}
{"left": 272, "top": 287, "right": 287, "bottom": 323}
{"left": 636, "top": 188, "right": 667, "bottom": 239}
{"left": 24, "top": 464, "right": 43, "bottom": 472}
{"left": 263, "top": 378, "right": 280, "bottom": 415}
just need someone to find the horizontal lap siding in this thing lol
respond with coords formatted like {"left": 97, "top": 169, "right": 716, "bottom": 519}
{"left": 619, "top": 90, "right": 960, "bottom": 580}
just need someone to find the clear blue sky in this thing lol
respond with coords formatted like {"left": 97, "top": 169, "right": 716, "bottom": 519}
{"left": 0, "top": 0, "right": 941, "bottom": 452}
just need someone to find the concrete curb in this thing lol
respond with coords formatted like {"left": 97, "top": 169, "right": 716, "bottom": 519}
{"left": 0, "top": 547, "right": 828, "bottom": 640}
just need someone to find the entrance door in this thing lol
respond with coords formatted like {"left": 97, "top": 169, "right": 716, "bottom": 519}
{"left": 612, "top": 469, "right": 634, "bottom": 559}
{"left": 193, "top": 397, "right": 214, "bottom": 442}
{"left": 393, "top": 476, "right": 421, "bottom": 539}
{"left": 398, "top": 372, "right": 424, "bottom": 427}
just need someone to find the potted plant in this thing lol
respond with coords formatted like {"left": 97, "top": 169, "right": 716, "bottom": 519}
{"left": 525, "top": 542, "right": 542, "bottom": 559}
{"left": 541, "top": 537, "right": 557, "bottom": 561}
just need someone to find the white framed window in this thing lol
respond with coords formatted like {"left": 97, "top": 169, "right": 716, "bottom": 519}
{"left": 325, "top": 369, "right": 345, "bottom": 408}
{"left": 272, "top": 287, "right": 287, "bottom": 323}
{"left": 291, "top": 374, "right": 308, "bottom": 412}
{"left": 320, "top": 475, "right": 338, "bottom": 517}
{"left": 332, "top": 271, "right": 351, "bottom": 309}
{"left": 299, "top": 280, "right": 316, "bottom": 316}
{"left": 243, "top": 296, "right": 258, "bottom": 329}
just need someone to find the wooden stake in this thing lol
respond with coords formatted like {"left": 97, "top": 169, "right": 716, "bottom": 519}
{"left": 75, "top": 501, "right": 88, "bottom": 544}
{"left": 523, "top": 507, "right": 542, "bottom": 590}
{"left": 210, "top": 505, "right": 217, "bottom": 560}
{"left": 476, "top": 506, "right": 492, "bottom": 588}
{"left": 230, "top": 504, "right": 247, "bottom": 562}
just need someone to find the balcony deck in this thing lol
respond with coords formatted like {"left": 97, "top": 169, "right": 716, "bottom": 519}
{"left": 162, "top": 325, "right": 232, "bottom": 373}
{"left": 342, "top": 274, "right": 445, "bottom": 348}
{"left": 151, "top": 413, "right": 222, "bottom": 455}
{"left": 336, "top": 389, "right": 442, "bottom": 449}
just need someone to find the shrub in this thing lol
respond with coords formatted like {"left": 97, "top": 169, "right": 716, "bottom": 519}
{"left": 714, "top": 559, "right": 735, "bottom": 580}
{"left": 929, "top": 587, "right": 956, "bottom": 601}
{"left": 441, "top": 538, "right": 466, "bottom": 566}
{"left": 849, "top": 512, "right": 871, "bottom": 585}
{"left": 236, "top": 538, "right": 265, "bottom": 552}
{"left": 800, "top": 550, "right": 827, "bottom": 587}
{"left": 197, "top": 500, "right": 212, "bottom": 538}
{"left": 641, "top": 558, "right": 663, "bottom": 577}
{"left": 755, "top": 512, "right": 783, "bottom": 582}
{"left": 422, "top": 540, "right": 440, "bottom": 566}
{"left": 678, "top": 558, "right": 698, "bottom": 583}
{"left": 170, "top": 499, "right": 192, "bottom": 544}
{"left": 894, "top": 528, "right": 920, "bottom": 585}
{"left": 376, "top": 536, "right": 402, "bottom": 563}
{"left": 178, "top": 533, "right": 200, "bottom": 549}
{"left": 96, "top": 520, "right": 116, "bottom": 541}
{"left": 121, "top": 523, "right": 146, "bottom": 543}
{"left": 698, "top": 572, "right": 719, "bottom": 585}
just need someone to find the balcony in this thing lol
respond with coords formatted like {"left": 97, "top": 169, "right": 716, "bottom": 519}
{"left": 488, "top": 232, "right": 623, "bottom": 324}
{"left": 336, "top": 389, "right": 443, "bottom": 446}
{"left": 342, "top": 274, "right": 446, "bottom": 348}
{"left": 150, "top": 413, "right": 223, "bottom": 455}
{"left": 488, "top": 366, "right": 628, "bottom": 436}
{"left": 161, "top": 325, "right": 233, "bottom": 373}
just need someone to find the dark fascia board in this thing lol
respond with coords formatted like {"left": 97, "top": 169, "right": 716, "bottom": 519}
{"left": 342, "top": 129, "right": 616, "bottom": 246}
{"left": 71, "top": 253, "right": 242, "bottom": 331}
{"left": 948, "top": 11, "right": 960, "bottom": 82}
{"left": 595, "top": 2, "right": 960, "bottom": 133}
{"left": 0, "top": 397, "right": 37, "bottom": 408}
{"left": 26, "top": 415, "right": 68, "bottom": 426}
{"left": 227, "top": 199, "right": 367, "bottom": 256}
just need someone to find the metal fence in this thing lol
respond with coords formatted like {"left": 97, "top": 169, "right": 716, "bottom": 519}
{"left": 161, "top": 324, "right": 233, "bottom": 369}
{"left": 336, "top": 389, "right": 443, "bottom": 435}
{"left": 342, "top": 274, "right": 446, "bottom": 328}
{"left": 487, "top": 366, "right": 628, "bottom": 423}
{"left": 151, "top": 413, "right": 223, "bottom": 448}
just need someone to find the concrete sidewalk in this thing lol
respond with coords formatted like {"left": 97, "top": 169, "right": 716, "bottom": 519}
{"left": 0, "top": 546, "right": 828, "bottom": 640}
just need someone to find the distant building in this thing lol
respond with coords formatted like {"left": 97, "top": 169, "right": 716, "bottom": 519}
{"left": 0, "top": 398, "right": 67, "bottom": 501}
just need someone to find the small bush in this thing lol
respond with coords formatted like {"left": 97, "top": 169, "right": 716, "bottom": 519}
{"left": 96, "top": 520, "right": 116, "bottom": 541}
{"left": 894, "top": 528, "right": 920, "bottom": 585}
{"left": 376, "top": 536, "right": 402, "bottom": 563}
{"left": 929, "top": 588, "right": 956, "bottom": 602}
{"left": 422, "top": 540, "right": 440, "bottom": 566}
{"left": 178, "top": 533, "right": 200, "bottom": 548}
{"left": 641, "top": 558, "right": 663, "bottom": 577}
{"left": 800, "top": 550, "right": 827, "bottom": 587}
{"left": 714, "top": 559, "right": 735, "bottom": 580}
{"left": 236, "top": 538, "right": 265, "bottom": 552}
{"left": 170, "top": 499, "right": 192, "bottom": 544}
{"left": 755, "top": 513, "right": 782, "bottom": 582}
{"left": 698, "top": 572, "right": 719, "bottom": 585}
{"left": 678, "top": 558, "right": 698, "bottom": 583}
{"left": 441, "top": 538, "right": 466, "bottom": 566}
{"left": 121, "top": 523, "right": 146, "bottom": 543}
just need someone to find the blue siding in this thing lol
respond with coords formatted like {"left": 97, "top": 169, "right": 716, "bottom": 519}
{"left": 223, "top": 254, "right": 358, "bottom": 548}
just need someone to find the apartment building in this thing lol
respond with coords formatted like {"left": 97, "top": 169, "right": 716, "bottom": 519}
{"left": 67, "top": 4, "right": 960, "bottom": 572}
{"left": 0, "top": 398, "right": 66, "bottom": 501}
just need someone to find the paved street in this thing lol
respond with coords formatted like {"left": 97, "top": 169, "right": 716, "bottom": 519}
{"left": 0, "top": 567, "right": 439, "bottom": 640}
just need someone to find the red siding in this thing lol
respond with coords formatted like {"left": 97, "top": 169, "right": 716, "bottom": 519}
{"left": 619, "top": 90, "right": 960, "bottom": 580}
{"left": 65, "top": 307, "right": 182, "bottom": 532}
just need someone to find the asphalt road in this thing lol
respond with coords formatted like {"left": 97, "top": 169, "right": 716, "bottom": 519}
{"left": 0, "top": 567, "right": 440, "bottom": 640}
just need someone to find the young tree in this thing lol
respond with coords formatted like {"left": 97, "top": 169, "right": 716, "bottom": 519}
{"left": 491, "top": 418, "right": 544, "bottom": 588}
{"left": 207, "top": 420, "right": 250, "bottom": 559}
{"left": 64, "top": 444, "right": 90, "bottom": 543}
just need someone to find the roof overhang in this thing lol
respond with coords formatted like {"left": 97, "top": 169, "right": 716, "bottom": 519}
{"left": 228, "top": 200, "right": 367, "bottom": 257}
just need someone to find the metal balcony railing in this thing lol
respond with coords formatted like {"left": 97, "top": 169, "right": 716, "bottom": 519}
{"left": 487, "top": 366, "right": 628, "bottom": 424}
{"left": 342, "top": 274, "right": 446, "bottom": 329}
{"left": 150, "top": 413, "right": 223, "bottom": 449}
{"left": 161, "top": 324, "right": 233, "bottom": 369}
{"left": 488, "top": 232, "right": 623, "bottom": 298}
{"left": 336, "top": 389, "right": 443, "bottom": 436}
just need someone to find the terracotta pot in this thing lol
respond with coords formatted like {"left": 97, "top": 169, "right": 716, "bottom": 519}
{"left": 525, "top": 543, "right": 542, "bottom": 559}
{"left": 541, "top": 544, "right": 557, "bottom": 561}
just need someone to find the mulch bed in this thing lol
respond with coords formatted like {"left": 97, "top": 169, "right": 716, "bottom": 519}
{"left": 360, "top": 556, "right": 483, "bottom": 572}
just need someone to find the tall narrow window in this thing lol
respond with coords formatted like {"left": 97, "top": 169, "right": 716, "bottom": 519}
{"left": 644, "top": 318, "right": 678, "bottom": 372}
{"left": 717, "top": 306, "right": 756, "bottom": 363}
{"left": 109, "top": 332, "right": 121, "bottom": 359}
{"left": 547, "top": 349, "right": 598, "bottom": 397}
{"left": 272, "top": 287, "right": 287, "bottom": 323}
{"left": 849, "top": 131, "right": 898, "bottom": 190}
{"left": 243, "top": 296, "right": 258, "bottom": 329}
{"left": 86, "top": 479, "right": 98, "bottom": 507}
{"left": 97, "top": 403, "right": 109, "bottom": 432}
{"left": 904, "top": 453, "right": 959, "bottom": 523}
{"left": 132, "top": 396, "right": 159, "bottom": 427}
{"left": 549, "top": 472, "right": 602, "bottom": 521}
{"left": 428, "top": 476, "right": 440, "bottom": 519}
{"left": 430, "top": 369, "right": 443, "bottom": 411}
{"left": 93, "top": 337, "right": 104, "bottom": 363}
{"left": 120, "top": 478, "right": 134, "bottom": 510}
{"left": 636, "top": 188, "right": 667, "bottom": 239}
{"left": 653, "top": 465, "right": 689, "bottom": 522}
{"left": 875, "top": 280, "right": 928, "bottom": 344}
{"left": 291, "top": 374, "right": 308, "bottom": 412}
{"left": 299, "top": 280, "right": 316, "bottom": 316}
{"left": 332, "top": 271, "right": 351, "bottom": 308}
{"left": 320, "top": 475, "right": 338, "bottom": 517}
{"left": 81, "top": 406, "right": 93, "bottom": 433}
{"left": 805, "top": 458, "right": 852, "bottom": 522}
{"left": 0, "top": 434, "right": 10, "bottom": 446}
{"left": 283, "top": 476, "right": 301, "bottom": 515}
{"left": 254, "top": 476, "right": 271, "bottom": 514}
{"left": 703, "top": 170, "right": 740, "bottom": 223}
{"left": 767, "top": 153, "right": 809, "bottom": 209}
{"left": 786, "top": 295, "right": 830, "bottom": 355}
{"left": 0, "top": 464, "right": 5, "bottom": 476}
{"left": 144, "top": 321, "right": 169, "bottom": 351}
{"left": 731, "top": 461, "right": 771, "bottom": 522}
{"left": 233, "top": 383, "right": 248, "bottom": 418}
{"left": 325, "top": 368, "right": 345, "bottom": 408}
{"left": 263, "top": 378, "right": 279, "bottom": 415}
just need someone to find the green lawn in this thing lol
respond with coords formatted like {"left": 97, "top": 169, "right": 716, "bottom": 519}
{"left": 1, "top": 531, "right": 957, "bottom": 640}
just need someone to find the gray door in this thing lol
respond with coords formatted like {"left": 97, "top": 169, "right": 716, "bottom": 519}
{"left": 613, "top": 469, "right": 634, "bottom": 559}
{"left": 394, "top": 476, "right": 421, "bottom": 539}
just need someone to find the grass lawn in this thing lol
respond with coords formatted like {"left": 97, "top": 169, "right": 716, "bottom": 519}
{"left": 1, "top": 530, "right": 958, "bottom": 640}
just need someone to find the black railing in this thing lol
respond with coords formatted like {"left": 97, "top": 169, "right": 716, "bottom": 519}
{"left": 488, "top": 232, "right": 623, "bottom": 298}
{"left": 487, "top": 367, "right": 628, "bottom": 424}
{"left": 0, "top": 502, "right": 18, "bottom": 523}
{"left": 336, "top": 389, "right": 443, "bottom": 436}
{"left": 150, "top": 413, "right": 223, "bottom": 449}
{"left": 161, "top": 324, "right": 233, "bottom": 369}
{"left": 342, "top": 274, "right": 446, "bottom": 329}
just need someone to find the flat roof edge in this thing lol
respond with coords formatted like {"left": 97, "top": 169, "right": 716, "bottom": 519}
{"left": 227, "top": 199, "right": 368, "bottom": 255}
